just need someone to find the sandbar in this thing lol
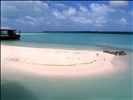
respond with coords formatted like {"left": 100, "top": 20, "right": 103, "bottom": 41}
{"left": 1, "top": 45, "right": 119, "bottom": 76}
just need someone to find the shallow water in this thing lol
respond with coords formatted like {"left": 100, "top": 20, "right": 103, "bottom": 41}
{"left": 1, "top": 33, "right": 133, "bottom": 99}
{"left": 1, "top": 55, "right": 132, "bottom": 100}
{"left": 2, "top": 32, "right": 133, "bottom": 52}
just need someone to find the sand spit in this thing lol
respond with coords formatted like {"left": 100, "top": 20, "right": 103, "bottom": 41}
{"left": 1, "top": 45, "right": 119, "bottom": 76}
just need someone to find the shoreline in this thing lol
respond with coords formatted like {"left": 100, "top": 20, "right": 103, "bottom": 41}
{"left": 1, "top": 44, "right": 121, "bottom": 76}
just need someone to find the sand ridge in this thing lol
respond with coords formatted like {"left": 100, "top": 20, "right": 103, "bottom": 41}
{"left": 1, "top": 45, "right": 118, "bottom": 76}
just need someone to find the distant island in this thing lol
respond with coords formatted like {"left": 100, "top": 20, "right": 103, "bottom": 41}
{"left": 42, "top": 31, "right": 133, "bottom": 34}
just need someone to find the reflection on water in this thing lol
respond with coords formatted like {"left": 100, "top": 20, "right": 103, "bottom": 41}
{"left": 1, "top": 81, "right": 37, "bottom": 100}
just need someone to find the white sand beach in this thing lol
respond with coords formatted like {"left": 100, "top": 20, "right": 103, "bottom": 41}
{"left": 1, "top": 45, "right": 119, "bottom": 76}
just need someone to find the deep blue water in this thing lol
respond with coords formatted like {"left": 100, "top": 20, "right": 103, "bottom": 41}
{"left": 1, "top": 32, "right": 133, "bottom": 100}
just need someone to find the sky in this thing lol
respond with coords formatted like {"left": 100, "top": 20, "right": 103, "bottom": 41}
{"left": 1, "top": 0, "right": 133, "bottom": 32}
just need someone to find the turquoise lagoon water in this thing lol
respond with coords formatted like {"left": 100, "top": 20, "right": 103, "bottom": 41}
{"left": 1, "top": 32, "right": 133, "bottom": 100}
{"left": 2, "top": 32, "right": 133, "bottom": 52}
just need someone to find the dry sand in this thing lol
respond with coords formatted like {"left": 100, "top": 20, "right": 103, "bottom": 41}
{"left": 1, "top": 45, "right": 119, "bottom": 76}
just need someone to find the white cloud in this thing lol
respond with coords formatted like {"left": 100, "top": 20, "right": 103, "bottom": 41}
{"left": 1, "top": 1, "right": 50, "bottom": 19}
{"left": 25, "top": 16, "right": 37, "bottom": 24}
{"left": 89, "top": 3, "right": 115, "bottom": 15}
{"left": 109, "top": 1, "right": 128, "bottom": 9}
{"left": 64, "top": 7, "right": 77, "bottom": 16}
{"left": 95, "top": 17, "right": 107, "bottom": 27}
{"left": 58, "top": 3, "right": 114, "bottom": 27}
{"left": 120, "top": 18, "right": 127, "bottom": 25}
{"left": 71, "top": 17, "right": 93, "bottom": 24}
{"left": 53, "top": 3, "right": 65, "bottom": 8}
{"left": 1, "top": 1, "right": 132, "bottom": 31}
{"left": 53, "top": 10, "right": 66, "bottom": 19}
{"left": 1, "top": 1, "right": 51, "bottom": 27}
{"left": 68, "top": 3, "right": 115, "bottom": 27}
{"left": 79, "top": 5, "right": 88, "bottom": 12}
